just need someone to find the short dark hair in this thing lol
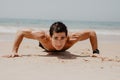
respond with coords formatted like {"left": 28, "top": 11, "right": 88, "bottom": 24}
{"left": 49, "top": 21, "right": 68, "bottom": 37}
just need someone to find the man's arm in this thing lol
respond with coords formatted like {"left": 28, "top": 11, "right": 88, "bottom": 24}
{"left": 11, "top": 29, "right": 45, "bottom": 57}
{"left": 72, "top": 30, "right": 100, "bottom": 57}
{"left": 78, "top": 30, "right": 98, "bottom": 51}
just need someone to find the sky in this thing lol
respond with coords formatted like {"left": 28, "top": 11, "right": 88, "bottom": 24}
{"left": 0, "top": 0, "right": 120, "bottom": 22}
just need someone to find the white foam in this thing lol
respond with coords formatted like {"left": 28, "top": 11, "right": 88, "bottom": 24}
{"left": 0, "top": 26, "right": 20, "bottom": 33}
{"left": 0, "top": 26, "right": 49, "bottom": 33}
{"left": 0, "top": 26, "right": 120, "bottom": 36}
{"left": 69, "top": 29, "right": 120, "bottom": 36}
{"left": 95, "top": 29, "right": 120, "bottom": 36}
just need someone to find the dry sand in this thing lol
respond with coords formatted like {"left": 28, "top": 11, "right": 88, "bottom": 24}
{"left": 0, "top": 33, "right": 120, "bottom": 80}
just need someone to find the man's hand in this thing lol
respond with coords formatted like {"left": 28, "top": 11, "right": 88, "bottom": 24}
{"left": 91, "top": 54, "right": 101, "bottom": 58}
{"left": 10, "top": 54, "right": 22, "bottom": 58}
{"left": 2, "top": 53, "right": 22, "bottom": 58}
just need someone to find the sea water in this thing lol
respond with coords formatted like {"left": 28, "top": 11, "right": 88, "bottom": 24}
{"left": 0, "top": 18, "right": 120, "bottom": 35}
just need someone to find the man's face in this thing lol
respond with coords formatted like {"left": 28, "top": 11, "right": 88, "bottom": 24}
{"left": 51, "top": 32, "right": 67, "bottom": 50}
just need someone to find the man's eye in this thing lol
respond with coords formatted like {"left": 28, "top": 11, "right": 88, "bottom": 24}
{"left": 54, "top": 37, "right": 58, "bottom": 40}
{"left": 61, "top": 37, "right": 65, "bottom": 40}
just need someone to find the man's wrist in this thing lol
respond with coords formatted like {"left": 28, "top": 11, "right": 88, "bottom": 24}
{"left": 93, "top": 49, "right": 100, "bottom": 54}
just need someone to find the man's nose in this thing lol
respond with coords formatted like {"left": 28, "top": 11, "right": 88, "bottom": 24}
{"left": 56, "top": 41, "right": 62, "bottom": 46}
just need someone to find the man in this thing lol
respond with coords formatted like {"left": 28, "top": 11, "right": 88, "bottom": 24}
{"left": 10, "top": 21, "right": 100, "bottom": 57}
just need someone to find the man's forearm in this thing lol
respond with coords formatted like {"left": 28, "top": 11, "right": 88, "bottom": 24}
{"left": 12, "top": 31, "right": 24, "bottom": 54}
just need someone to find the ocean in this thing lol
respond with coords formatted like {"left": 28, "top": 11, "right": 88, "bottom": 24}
{"left": 0, "top": 18, "right": 120, "bottom": 35}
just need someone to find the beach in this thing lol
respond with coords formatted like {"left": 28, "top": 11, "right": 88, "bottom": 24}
{"left": 0, "top": 0, "right": 120, "bottom": 79}
{"left": 0, "top": 32, "right": 120, "bottom": 80}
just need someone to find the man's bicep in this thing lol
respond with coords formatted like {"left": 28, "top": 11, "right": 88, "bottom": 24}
{"left": 77, "top": 31, "right": 90, "bottom": 41}
{"left": 73, "top": 31, "right": 89, "bottom": 41}
{"left": 20, "top": 29, "right": 44, "bottom": 40}
{"left": 20, "top": 29, "right": 35, "bottom": 39}
{"left": 31, "top": 31, "right": 46, "bottom": 40}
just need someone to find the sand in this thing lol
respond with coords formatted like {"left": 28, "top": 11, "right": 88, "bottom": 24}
{"left": 0, "top": 32, "right": 120, "bottom": 80}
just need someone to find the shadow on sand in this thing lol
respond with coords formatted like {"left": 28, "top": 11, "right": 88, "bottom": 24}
{"left": 22, "top": 51, "right": 90, "bottom": 59}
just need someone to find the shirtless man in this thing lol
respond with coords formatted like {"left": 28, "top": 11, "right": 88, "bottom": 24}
{"left": 10, "top": 21, "right": 100, "bottom": 57}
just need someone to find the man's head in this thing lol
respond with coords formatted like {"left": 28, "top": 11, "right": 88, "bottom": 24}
{"left": 49, "top": 21, "right": 68, "bottom": 50}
